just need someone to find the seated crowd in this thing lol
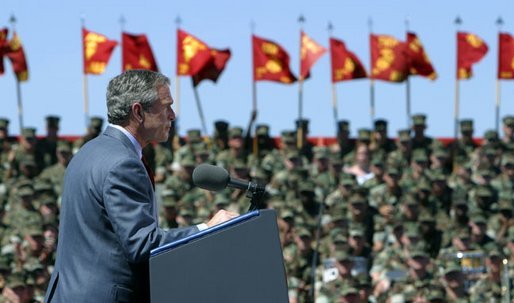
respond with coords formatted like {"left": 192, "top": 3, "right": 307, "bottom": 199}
{"left": 0, "top": 113, "right": 514, "bottom": 303}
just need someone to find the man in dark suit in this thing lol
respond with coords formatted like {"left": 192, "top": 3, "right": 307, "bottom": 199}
{"left": 45, "top": 70, "right": 237, "bottom": 302}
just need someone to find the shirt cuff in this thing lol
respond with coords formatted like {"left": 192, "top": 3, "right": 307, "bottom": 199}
{"left": 197, "top": 223, "right": 208, "bottom": 231}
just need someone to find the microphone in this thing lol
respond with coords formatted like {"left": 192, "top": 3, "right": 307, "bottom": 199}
{"left": 192, "top": 164, "right": 265, "bottom": 193}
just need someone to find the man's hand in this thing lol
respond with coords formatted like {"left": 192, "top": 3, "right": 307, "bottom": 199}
{"left": 206, "top": 210, "right": 239, "bottom": 228}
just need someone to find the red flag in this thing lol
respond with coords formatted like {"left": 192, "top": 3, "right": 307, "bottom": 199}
{"left": 300, "top": 31, "right": 327, "bottom": 80}
{"left": 82, "top": 28, "right": 118, "bottom": 75}
{"left": 5, "top": 31, "right": 28, "bottom": 82}
{"left": 253, "top": 35, "right": 296, "bottom": 84}
{"left": 370, "top": 34, "right": 408, "bottom": 82}
{"left": 0, "top": 28, "right": 8, "bottom": 75}
{"left": 176, "top": 29, "right": 212, "bottom": 76}
{"left": 122, "top": 32, "right": 158, "bottom": 72}
{"left": 406, "top": 32, "right": 437, "bottom": 80}
{"left": 192, "top": 48, "right": 231, "bottom": 87}
{"left": 330, "top": 37, "right": 367, "bottom": 82}
{"left": 457, "top": 32, "right": 488, "bottom": 80}
{"left": 498, "top": 32, "right": 514, "bottom": 79}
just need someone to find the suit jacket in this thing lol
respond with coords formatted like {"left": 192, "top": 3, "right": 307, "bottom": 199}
{"left": 45, "top": 126, "right": 198, "bottom": 303}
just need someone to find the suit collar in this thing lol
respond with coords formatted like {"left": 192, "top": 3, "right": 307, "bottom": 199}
{"left": 103, "top": 126, "right": 139, "bottom": 158}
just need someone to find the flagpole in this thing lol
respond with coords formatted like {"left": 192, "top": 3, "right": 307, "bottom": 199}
{"left": 9, "top": 14, "right": 24, "bottom": 134}
{"left": 405, "top": 17, "right": 412, "bottom": 129}
{"left": 81, "top": 16, "right": 89, "bottom": 130}
{"left": 192, "top": 82, "right": 208, "bottom": 135}
{"left": 368, "top": 17, "right": 375, "bottom": 128}
{"left": 496, "top": 17, "right": 504, "bottom": 133}
{"left": 454, "top": 16, "right": 462, "bottom": 139}
{"left": 15, "top": 75, "right": 24, "bottom": 134}
{"left": 297, "top": 15, "right": 305, "bottom": 150}
{"left": 175, "top": 16, "right": 182, "bottom": 137}
{"left": 328, "top": 22, "right": 339, "bottom": 128}
{"left": 251, "top": 21, "right": 258, "bottom": 158}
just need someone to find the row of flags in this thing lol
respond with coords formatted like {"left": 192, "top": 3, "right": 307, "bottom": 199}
{"left": 3, "top": 27, "right": 514, "bottom": 84}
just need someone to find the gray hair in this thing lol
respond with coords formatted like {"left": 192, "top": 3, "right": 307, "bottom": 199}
{"left": 106, "top": 70, "right": 170, "bottom": 125}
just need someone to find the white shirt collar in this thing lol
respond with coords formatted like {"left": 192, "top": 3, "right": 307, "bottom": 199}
{"left": 109, "top": 124, "right": 143, "bottom": 159}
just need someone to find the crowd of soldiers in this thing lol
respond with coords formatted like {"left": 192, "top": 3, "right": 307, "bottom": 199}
{"left": 0, "top": 112, "right": 514, "bottom": 302}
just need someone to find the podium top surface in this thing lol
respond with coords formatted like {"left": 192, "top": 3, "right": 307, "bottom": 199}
{"left": 151, "top": 210, "right": 260, "bottom": 257}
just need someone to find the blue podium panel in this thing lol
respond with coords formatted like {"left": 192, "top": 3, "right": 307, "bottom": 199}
{"left": 149, "top": 209, "right": 289, "bottom": 303}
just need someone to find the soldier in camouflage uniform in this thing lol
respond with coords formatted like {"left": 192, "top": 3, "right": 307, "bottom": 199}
{"left": 35, "top": 115, "right": 60, "bottom": 170}
{"left": 172, "top": 128, "right": 203, "bottom": 170}
{"left": 72, "top": 116, "right": 104, "bottom": 153}
{"left": 295, "top": 119, "right": 314, "bottom": 162}
{"left": 449, "top": 119, "right": 478, "bottom": 167}
{"left": 211, "top": 120, "right": 229, "bottom": 158}
{"left": 491, "top": 154, "right": 514, "bottom": 199}
{"left": 38, "top": 140, "right": 72, "bottom": 197}
{"left": 215, "top": 126, "right": 248, "bottom": 169}
{"left": 501, "top": 115, "right": 514, "bottom": 152}
{"left": 469, "top": 249, "right": 510, "bottom": 302}
{"left": 410, "top": 114, "right": 442, "bottom": 155}
{"left": 261, "top": 130, "right": 297, "bottom": 175}
{"left": 369, "top": 119, "right": 396, "bottom": 162}
{"left": 387, "top": 129, "right": 412, "bottom": 169}
{"left": 329, "top": 120, "right": 354, "bottom": 160}
{"left": 5, "top": 128, "right": 40, "bottom": 180}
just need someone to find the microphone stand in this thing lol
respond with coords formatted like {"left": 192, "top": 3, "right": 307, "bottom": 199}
{"left": 246, "top": 182, "right": 266, "bottom": 212}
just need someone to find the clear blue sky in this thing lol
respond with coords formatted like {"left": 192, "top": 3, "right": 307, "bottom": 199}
{"left": 1, "top": 0, "right": 514, "bottom": 138}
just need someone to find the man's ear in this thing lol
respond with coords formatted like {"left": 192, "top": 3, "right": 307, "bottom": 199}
{"left": 132, "top": 103, "right": 144, "bottom": 123}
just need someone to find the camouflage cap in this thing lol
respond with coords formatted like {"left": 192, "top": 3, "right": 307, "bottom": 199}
{"left": 161, "top": 189, "right": 178, "bottom": 207}
{"left": 213, "top": 120, "right": 229, "bottom": 136}
{"left": 475, "top": 185, "right": 494, "bottom": 197}
{"left": 89, "top": 116, "right": 104, "bottom": 129}
{"left": 426, "top": 288, "right": 445, "bottom": 301}
{"left": 503, "top": 115, "right": 514, "bottom": 126}
{"left": 430, "top": 172, "right": 447, "bottom": 183}
{"left": 357, "top": 128, "right": 371, "bottom": 141}
{"left": 412, "top": 150, "right": 429, "bottom": 162}
{"left": 339, "top": 284, "right": 359, "bottom": 296}
{"left": 256, "top": 124, "right": 270, "bottom": 136}
{"left": 186, "top": 129, "right": 202, "bottom": 143}
{"left": 57, "top": 140, "right": 72, "bottom": 152}
{"left": 214, "top": 194, "right": 230, "bottom": 206}
{"left": 397, "top": 129, "right": 411, "bottom": 142}
{"left": 412, "top": 114, "right": 427, "bottom": 126}
{"left": 409, "top": 247, "right": 429, "bottom": 259}
{"left": 459, "top": 119, "right": 473, "bottom": 131}
{"left": 443, "top": 262, "right": 462, "bottom": 276}
{"left": 432, "top": 148, "right": 448, "bottom": 158}
{"left": 374, "top": 119, "right": 388, "bottom": 131}
{"left": 488, "top": 249, "right": 504, "bottom": 259}
{"left": 281, "top": 130, "right": 296, "bottom": 144}
{"left": 298, "top": 181, "right": 315, "bottom": 193}
{"left": 179, "top": 156, "right": 196, "bottom": 167}
{"left": 178, "top": 208, "right": 193, "bottom": 217}
{"left": 334, "top": 250, "right": 352, "bottom": 262}
{"left": 484, "top": 129, "right": 499, "bottom": 141}
{"left": 18, "top": 186, "right": 34, "bottom": 197}
{"left": 0, "top": 117, "right": 9, "bottom": 129}
{"left": 340, "top": 174, "right": 357, "bottom": 186}
{"left": 22, "top": 127, "right": 37, "bottom": 139}
{"left": 501, "top": 155, "right": 514, "bottom": 166}
{"left": 229, "top": 127, "right": 243, "bottom": 138}
{"left": 280, "top": 209, "right": 295, "bottom": 220}
{"left": 471, "top": 213, "right": 487, "bottom": 224}
{"left": 313, "top": 146, "right": 329, "bottom": 159}
{"left": 297, "top": 227, "right": 312, "bottom": 238}
{"left": 349, "top": 227, "right": 364, "bottom": 238}
{"left": 337, "top": 120, "right": 350, "bottom": 132}
{"left": 45, "top": 115, "right": 60, "bottom": 128}
{"left": 5, "top": 272, "right": 25, "bottom": 289}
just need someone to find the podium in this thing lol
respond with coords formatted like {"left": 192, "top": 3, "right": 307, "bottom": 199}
{"left": 149, "top": 209, "right": 289, "bottom": 303}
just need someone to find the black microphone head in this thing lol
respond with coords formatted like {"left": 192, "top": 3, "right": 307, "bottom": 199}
{"left": 192, "top": 164, "right": 230, "bottom": 191}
